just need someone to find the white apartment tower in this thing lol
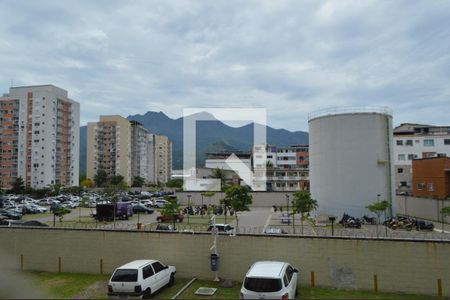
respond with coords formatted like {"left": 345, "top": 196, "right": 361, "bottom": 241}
{"left": 0, "top": 85, "right": 80, "bottom": 189}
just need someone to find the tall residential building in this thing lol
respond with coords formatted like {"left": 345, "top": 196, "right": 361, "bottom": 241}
{"left": 87, "top": 117, "right": 171, "bottom": 185}
{"left": 130, "top": 120, "right": 154, "bottom": 181}
{"left": 0, "top": 85, "right": 80, "bottom": 189}
{"left": 87, "top": 116, "right": 132, "bottom": 185}
{"left": 154, "top": 135, "right": 172, "bottom": 183}
{"left": 393, "top": 123, "right": 450, "bottom": 194}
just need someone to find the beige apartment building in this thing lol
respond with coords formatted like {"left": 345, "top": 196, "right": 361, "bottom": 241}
{"left": 154, "top": 135, "right": 172, "bottom": 183}
{"left": 0, "top": 85, "right": 80, "bottom": 189}
{"left": 87, "top": 116, "right": 172, "bottom": 185}
{"left": 87, "top": 116, "right": 132, "bottom": 185}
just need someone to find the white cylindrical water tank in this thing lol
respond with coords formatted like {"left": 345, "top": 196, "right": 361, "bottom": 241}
{"left": 308, "top": 107, "right": 395, "bottom": 218}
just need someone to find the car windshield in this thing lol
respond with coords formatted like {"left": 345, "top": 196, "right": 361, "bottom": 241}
{"left": 111, "top": 269, "right": 138, "bottom": 282}
{"left": 244, "top": 277, "right": 282, "bottom": 292}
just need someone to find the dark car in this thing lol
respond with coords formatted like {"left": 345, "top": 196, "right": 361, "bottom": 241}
{"left": 22, "top": 204, "right": 39, "bottom": 214}
{"left": 132, "top": 205, "right": 154, "bottom": 214}
{"left": 0, "top": 209, "right": 23, "bottom": 220}
{"left": 155, "top": 224, "right": 176, "bottom": 231}
{"left": 207, "top": 223, "right": 234, "bottom": 233}
{"left": 21, "top": 220, "right": 49, "bottom": 227}
{"left": 415, "top": 220, "right": 434, "bottom": 231}
{"left": 156, "top": 213, "right": 184, "bottom": 223}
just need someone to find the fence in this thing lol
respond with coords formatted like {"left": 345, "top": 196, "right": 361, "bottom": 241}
{"left": 42, "top": 221, "right": 450, "bottom": 241}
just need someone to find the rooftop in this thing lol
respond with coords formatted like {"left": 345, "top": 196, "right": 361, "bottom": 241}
{"left": 246, "top": 261, "right": 287, "bottom": 278}
{"left": 117, "top": 259, "right": 157, "bottom": 269}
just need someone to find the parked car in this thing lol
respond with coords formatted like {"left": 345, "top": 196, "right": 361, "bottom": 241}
{"left": 207, "top": 223, "right": 233, "bottom": 233}
{"left": 153, "top": 199, "right": 168, "bottom": 208}
{"left": 280, "top": 213, "right": 291, "bottom": 224}
{"left": 155, "top": 224, "right": 176, "bottom": 231}
{"left": 156, "top": 213, "right": 184, "bottom": 223}
{"left": 263, "top": 228, "right": 288, "bottom": 235}
{"left": 21, "top": 220, "right": 49, "bottom": 227}
{"left": 133, "top": 205, "right": 155, "bottom": 214}
{"left": 108, "top": 259, "right": 176, "bottom": 298}
{"left": 0, "top": 219, "right": 23, "bottom": 227}
{"left": 0, "top": 209, "right": 22, "bottom": 220}
{"left": 415, "top": 220, "right": 434, "bottom": 231}
{"left": 240, "top": 261, "right": 299, "bottom": 299}
{"left": 95, "top": 203, "right": 133, "bottom": 221}
{"left": 29, "top": 204, "right": 49, "bottom": 213}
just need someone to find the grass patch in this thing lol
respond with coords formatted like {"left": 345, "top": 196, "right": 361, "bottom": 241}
{"left": 22, "top": 212, "right": 53, "bottom": 220}
{"left": 28, "top": 271, "right": 109, "bottom": 299}
{"left": 300, "top": 286, "right": 441, "bottom": 299}
{"left": 177, "top": 279, "right": 241, "bottom": 299}
{"left": 184, "top": 215, "right": 230, "bottom": 225}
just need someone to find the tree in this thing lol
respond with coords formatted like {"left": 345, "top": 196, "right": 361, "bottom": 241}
{"left": 441, "top": 206, "right": 450, "bottom": 233}
{"left": 94, "top": 170, "right": 108, "bottom": 187}
{"left": 10, "top": 177, "right": 25, "bottom": 194}
{"left": 132, "top": 176, "right": 145, "bottom": 188}
{"left": 292, "top": 191, "right": 318, "bottom": 234}
{"left": 220, "top": 197, "right": 231, "bottom": 224}
{"left": 166, "top": 179, "right": 183, "bottom": 188}
{"left": 80, "top": 178, "right": 94, "bottom": 188}
{"left": 161, "top": 196, "right": 181, "bottom": 229}
{"left": 224, "top": 185, "right": 252, "bottom": 232}
{"left": 110, "top": 175, "right": 125, "bottom": 186}
{"left": 366, "top": 200, "right": 391, "bottom": 237}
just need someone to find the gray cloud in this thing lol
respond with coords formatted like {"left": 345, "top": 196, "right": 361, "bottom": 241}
{"left": 1, "top": 0, "right": 449, "bottom": 131}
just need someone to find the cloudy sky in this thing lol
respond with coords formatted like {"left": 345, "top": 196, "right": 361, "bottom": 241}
{"left": 1, "top": 0, "right": 449, "bottom": 131}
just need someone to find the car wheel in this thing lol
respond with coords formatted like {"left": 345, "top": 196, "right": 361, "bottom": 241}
{"left": 143, "top": 288, "right": 152, "bottom": 299}
{"left": 168, "top": 273, "right": 175, "bottom": 286}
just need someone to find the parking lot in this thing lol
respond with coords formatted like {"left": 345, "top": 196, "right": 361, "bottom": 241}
{"left": 16, "top": 205, "right": 450, "bottom": 240}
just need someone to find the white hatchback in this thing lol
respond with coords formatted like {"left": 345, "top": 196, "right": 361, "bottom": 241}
{"left": 240, "top": 261, "right": 299, "bottom": 299}
{"left": 108, "top": 259, "right": 176, "bottom": 299}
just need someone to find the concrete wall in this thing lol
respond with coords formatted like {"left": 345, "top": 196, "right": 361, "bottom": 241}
{"left": 395, "top": 195, "right": 450, "bottom": 223}
{"left": 175, "top": 191, "right": 295, "bottom": 207}
{"left": 0, "top": 228, "right": 449, "bottom": 297}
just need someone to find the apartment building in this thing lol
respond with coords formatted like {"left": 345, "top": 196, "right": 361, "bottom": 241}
{"left": 87, "top": 117, "right": 172, "bottom": 185}
{"left": 263, "top": 144, "right": 310, "bottom": 192}
{"left": 394, "top": 123, "right": 450, "bottom": 194}
{"left": 130, "top": 120, "right": 154, "bottom": 181}
{"left": 154, "top": 135, "right": 172, "bottom": 184}
{"left": 0, "top": 85, "right": 80, "bottom": 189}
{"left": 87, "top": 116, "right": 132, "bottom": 185}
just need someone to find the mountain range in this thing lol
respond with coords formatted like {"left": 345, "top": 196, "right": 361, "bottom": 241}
{"left": 79, "top": 111, "right": 309, "bottom": 174}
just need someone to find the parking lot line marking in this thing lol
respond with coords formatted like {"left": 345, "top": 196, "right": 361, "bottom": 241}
{"left": 434, "top": 228, "right": 450, "bottom": 234}
{"left": 263, "top": 213, "right": 272, "bottom": 232}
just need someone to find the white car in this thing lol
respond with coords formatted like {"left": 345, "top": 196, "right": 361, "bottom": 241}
{"left": 108, "top": 259, "right": 176, "bottom": 298}
{"left": 240, "top": 261, "right": 298, "bottom": 299}
{"left": 153, "top": 199, "right": 168, "bottom": 208}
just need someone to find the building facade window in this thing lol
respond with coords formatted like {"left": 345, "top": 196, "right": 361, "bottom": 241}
{"left": 444, "top": 139, "right": 450, "bottom": 145}
{"left": 396, "top": 140, "right": 403, "bottom": 146}
{"left": 417, "top": 183, "right": 425, "bottom": 190}
{"left": 398, "top": 154, "right": 405, "bottom": 161}
{"left": 405, "top": 140, "right": 413, "bottom": 146}
{"left": 424, "top": 139, "right": 434, "bottom": 147}
{"left": 398, "top": 168, "right": 403, "bottom": 173}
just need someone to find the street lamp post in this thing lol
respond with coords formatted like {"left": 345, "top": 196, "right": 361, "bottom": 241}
{"left": 187, "top": 194, "right": 192, "bottom": 225}
{"left": 329, "top": 216, "right": 336, "bottom": 236}
{"left": 285, "top": 194, "right": 289, "bottom": 215}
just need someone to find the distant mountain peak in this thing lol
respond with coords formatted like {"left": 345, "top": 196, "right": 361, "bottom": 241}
{"left": 79, "top": 110, "right": 309, "bottom": 172}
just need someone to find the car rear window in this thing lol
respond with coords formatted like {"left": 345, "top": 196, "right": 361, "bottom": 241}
{"left": 111, "top": 269, "right": 138, "bottom": 282}
{"left": 244, "top": 277, "right": 282, "bottom": 292}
